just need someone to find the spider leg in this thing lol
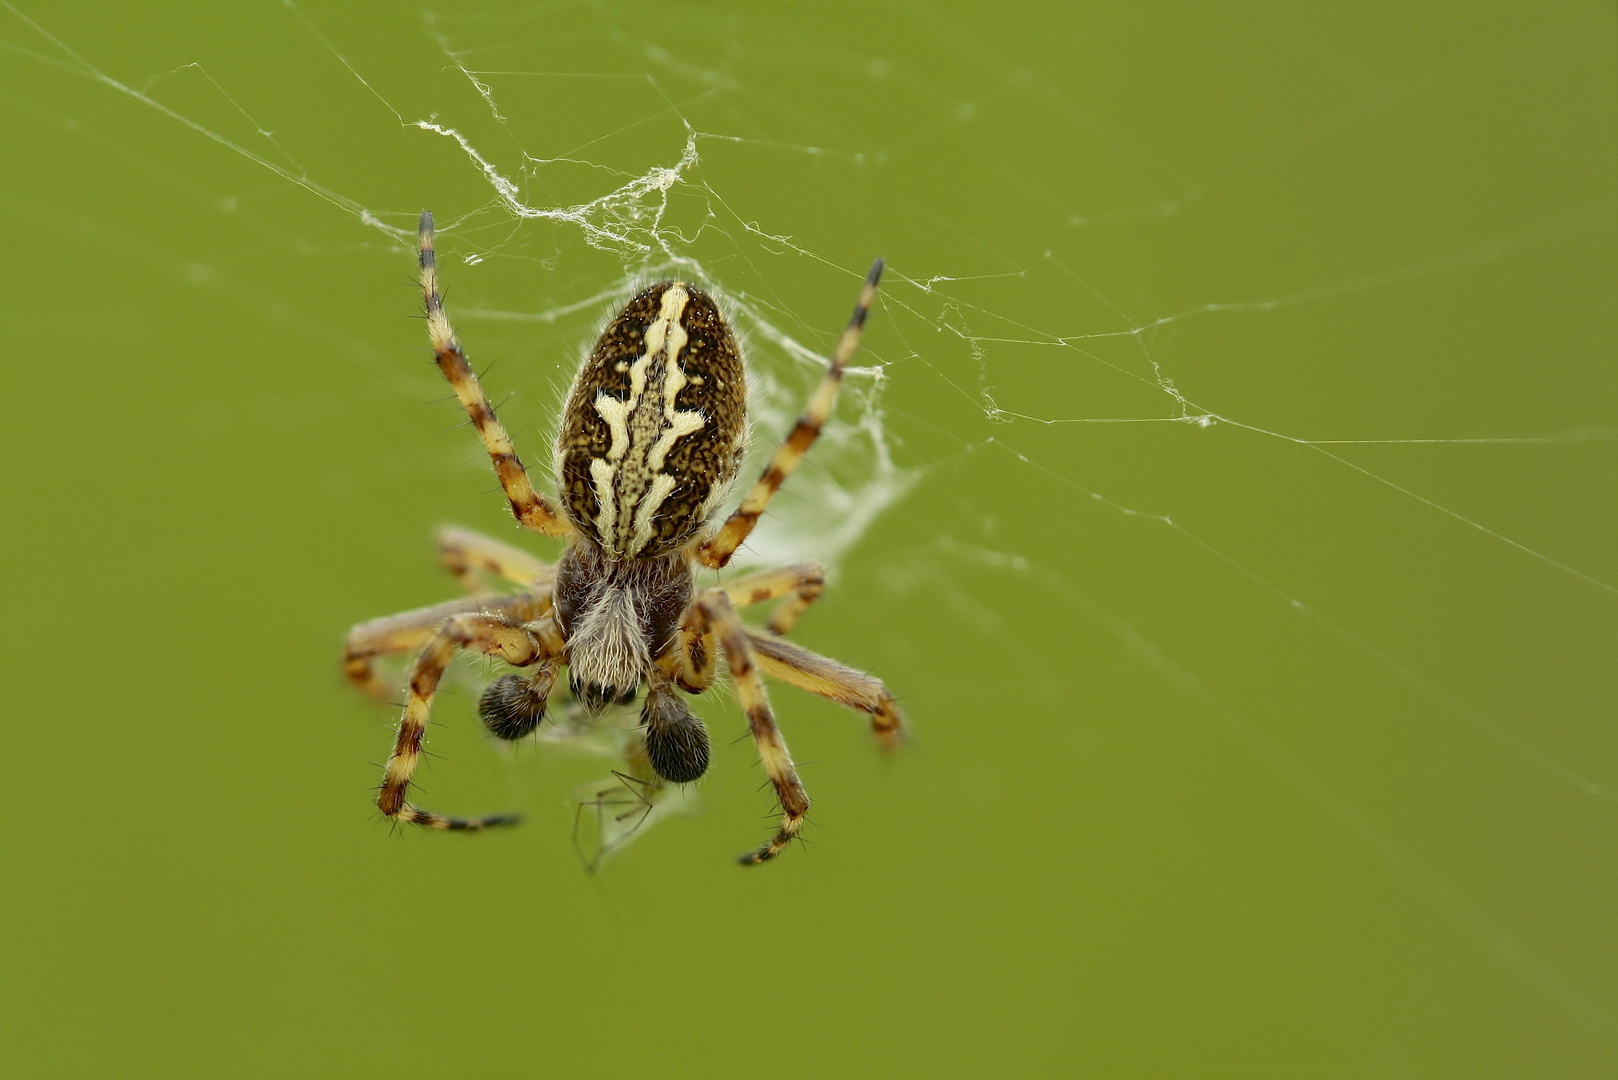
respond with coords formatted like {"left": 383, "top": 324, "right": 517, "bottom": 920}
{"left": 698, "top": 590, "right": 809, "bottom": 865}
{"left": 660, "top": 597, "right": 717, "bottom": 694}
{"left": 343, "top": 590, "right": 549, "bottom": 701}
{"left": 419, "top": 211, "right": 573, "bottom": 538}
{"left": 718, "top": 560, "right": 826, "bottom": 635}
{"left": 696, "top": 259, "right": 883, "bottom": 569}
{"left": 745, "top": 629, "right": 903, "bottom": 748}
{"left": 659, "top": 561, "right": 826, "bottom": 694}
{"left": 436, "top": 524, "right": 554, "bottom": 593}
{"left": 378, "top": 600, "right": 561, "bottom": 830}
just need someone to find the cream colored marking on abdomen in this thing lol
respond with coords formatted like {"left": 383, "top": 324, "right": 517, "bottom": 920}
{"left": 594, "top": 393, "right": 633, "bottom": 460}
{"left": 646, "top": 410, "right": 705, "bottom": 472}
{"left": 590, "top": 458, "right": 620, "bottom": 542}
{"left": 629, "top": 472, "right": 679, "bottom": 555}
{"left": 587, "top": 284, "right": 720, "bottom": 556}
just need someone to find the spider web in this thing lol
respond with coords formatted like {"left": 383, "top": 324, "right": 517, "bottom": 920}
{"left": 4, "top": 0, "right": 1612, "bottom": 1038}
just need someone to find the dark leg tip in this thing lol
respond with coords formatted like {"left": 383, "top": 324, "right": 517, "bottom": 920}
{"left": 866, "top": 257, "right": 885, "bottom": 287}
{"left": 447, "top": 812, "right": 522, "bottom": 830}
{"left": 737, "top": 848, "right": 771, "bottom": 866}
{"left": 419, "top": 209, "right": 434, "bottom": 235}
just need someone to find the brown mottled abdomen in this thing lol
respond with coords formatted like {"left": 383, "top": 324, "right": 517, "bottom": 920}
{"left": 555, "top": 282, "right": 746, "bottom": 560}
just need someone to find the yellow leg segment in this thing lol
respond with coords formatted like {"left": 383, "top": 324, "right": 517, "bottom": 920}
{"left": 745, "top": 629, "right": 903, "bottom": 748}
{"left": 436, "top": 524, "right": 553, "bottom": 593}
{"left": 419, "top": 211, "right": 573, "bottom": 538}
{"left": 343, "top": 590, "right": 548, "bottom": 701}
{"left": 697, "top": 260, "right": 883, "bottom": 569}
{"left": 719, "top": 561, "right": 826, "bottom": 635}
{"left": 378, "top": 599, "right": 557, "bottom": 831}
{"left": 698, "top": 590, "right": 809, "bottom": 864}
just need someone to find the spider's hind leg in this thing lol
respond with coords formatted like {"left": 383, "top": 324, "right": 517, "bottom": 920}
{"left": 418, "top": 211, "right": 573, "bottom": 538}
{"left": 696, "top": 260, "right": 883, "bottom": 569}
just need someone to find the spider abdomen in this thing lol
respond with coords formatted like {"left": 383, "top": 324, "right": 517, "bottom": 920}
{"left": 556, "top": 282, "right": 746, "bottom": 560}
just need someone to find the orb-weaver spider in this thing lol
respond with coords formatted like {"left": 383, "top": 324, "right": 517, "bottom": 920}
{"left": 343, "top": 212, "right": 902, "bottom": 864}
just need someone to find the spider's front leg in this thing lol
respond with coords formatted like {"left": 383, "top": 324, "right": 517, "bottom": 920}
{"left": 344, "top": 590, "right": 546, "bottom": 702}
{"left": 695, "top": 590, "right": 810, "bottom": 864}
{"left": 660, "top": 561, "right": 826, "bottom": 695}
{"left": 379, "top": 597, "right": 562, "bottom": 830}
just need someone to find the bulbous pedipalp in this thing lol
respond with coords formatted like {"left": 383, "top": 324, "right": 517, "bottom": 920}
{"left": 478, "top": 669, "right": 553, "bottom": 740}
{"left": 641, "top": 685, "right": 710, "bottom": 783}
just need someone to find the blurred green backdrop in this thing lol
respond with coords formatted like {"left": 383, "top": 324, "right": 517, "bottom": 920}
{"left": 2, "top": 2, "right": 1614, "bottom": 1076}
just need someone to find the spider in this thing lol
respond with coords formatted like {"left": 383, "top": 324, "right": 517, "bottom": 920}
{"left": 342, "top": 211, "right": 903, "bottom": 865}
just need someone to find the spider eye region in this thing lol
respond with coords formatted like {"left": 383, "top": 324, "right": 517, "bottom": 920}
{"left": 569, "top": 674, "right": 640, "bottom": 715}
{"left": 554, "top": 539, "right": 694, "bottom": 715}
{"left": 556, "top": 281, "right": 747, "bottom": 560}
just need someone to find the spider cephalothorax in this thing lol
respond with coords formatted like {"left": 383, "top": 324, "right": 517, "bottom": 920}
{"left": 343, "top": 211, "right": 903, "bottom": 864}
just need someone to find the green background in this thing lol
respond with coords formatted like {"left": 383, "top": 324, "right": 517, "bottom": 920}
{"left": 3, "top": 2, "right": 1614, "bottom": 1075}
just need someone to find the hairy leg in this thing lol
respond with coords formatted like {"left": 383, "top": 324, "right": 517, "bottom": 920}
{"left": 661, "top": 596, "right": 716, "bottom": 695}
{"left": 746, "top": 629, "right": 903, "bottom": 748}
{"left": 343, "top": 590, "right": 548, "bottom": 701}
{"left": 379, "top": 601, "right": 561, "bottom": 830}
{"left": 436, "top": 524, "right": 553, "bottom": 593}
{"left": 719, "top": 560, "right": 826, "bottom": 635}
{"left": 698, "top": 590, "right": 809, "bottom": 864}
{"left": 696, "top": 259, "right": 883, "bottom": 569}
{"left": 419, "top": 211, "right": 572, "bottom": 537}
{"left": 660, "top": 561, "right": 826, "bottom": 694}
